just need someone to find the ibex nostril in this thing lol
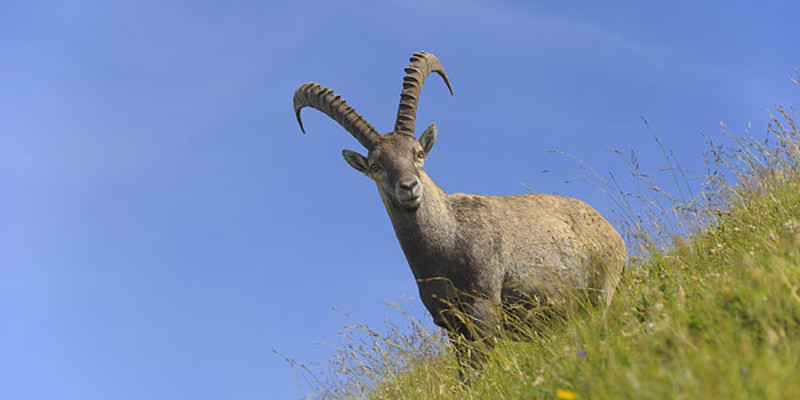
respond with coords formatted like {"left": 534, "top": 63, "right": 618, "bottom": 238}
{"left": 399, "top": 180, "right": 419, "bottom": 192}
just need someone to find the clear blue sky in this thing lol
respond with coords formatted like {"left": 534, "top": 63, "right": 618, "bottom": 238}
{"left": 2, "top": 1, "right": 798, "bottom": 398}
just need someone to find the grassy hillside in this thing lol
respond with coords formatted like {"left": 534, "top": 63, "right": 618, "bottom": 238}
{"left": 294, "top": 105, "right": 800, "bottom": 399}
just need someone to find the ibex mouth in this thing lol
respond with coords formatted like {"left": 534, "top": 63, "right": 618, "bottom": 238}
{"left": 398, "top": 195, "right": 422, "bottom": 211}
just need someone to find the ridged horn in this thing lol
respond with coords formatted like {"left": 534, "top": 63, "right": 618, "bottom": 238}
{"left": 394, "top": 51, "right": 454, "bottom": 137}
{"left": 293, "top": 82, "right": 381, "bottom": 149}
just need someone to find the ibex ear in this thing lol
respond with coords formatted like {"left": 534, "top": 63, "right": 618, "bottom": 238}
{"left": 419, "top": 123, "right": 437, "bottom": 157}
{"left": 342, "top": 150, "right": 370, "bottom": 176}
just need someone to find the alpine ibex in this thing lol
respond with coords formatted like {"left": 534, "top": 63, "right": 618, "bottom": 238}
{"left": 293, "top": 51, "right": 625, "bottom": 376}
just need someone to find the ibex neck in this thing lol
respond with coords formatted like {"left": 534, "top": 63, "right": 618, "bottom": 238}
{"left": 381, "top": 172, "right": 456, "bottom": 278}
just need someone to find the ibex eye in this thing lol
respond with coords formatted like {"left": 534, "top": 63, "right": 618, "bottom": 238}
{"left": 370, "top": 164, "right": 381, "bottom": 173}
{"left": 417, "top": 151, "right": 425, "bottom": 159}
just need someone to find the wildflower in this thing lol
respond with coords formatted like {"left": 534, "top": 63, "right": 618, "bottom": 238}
{"left": 556, "top": 388, "right": 578, "bottom": 399}
{"left": 768, "top": 231, "right": 779, "bottom": 242}
{"left": 783, "top": 219, "right": 800, "bottom": 232}
{"left": 576, "top": 350, "right": 586, "bottom": 357}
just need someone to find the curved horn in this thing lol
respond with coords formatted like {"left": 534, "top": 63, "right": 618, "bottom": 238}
{"left": 293, "top": 82, "right": 381, "bottom": 149}
{"left": 394, "top": 51, "right": 454, "bottom": 137}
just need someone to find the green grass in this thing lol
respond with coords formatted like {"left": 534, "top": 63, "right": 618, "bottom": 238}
{"left": 292, "top": 105, "right": 800, "bottom": 399}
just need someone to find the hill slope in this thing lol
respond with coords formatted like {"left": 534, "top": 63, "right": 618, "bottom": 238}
{"left": 299, "top": 106, "right": 800, "bottom": 399}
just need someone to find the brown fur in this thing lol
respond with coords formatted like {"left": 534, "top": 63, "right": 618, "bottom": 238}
{"left": 344, "top": 131, "right": 625, "bottom": 376}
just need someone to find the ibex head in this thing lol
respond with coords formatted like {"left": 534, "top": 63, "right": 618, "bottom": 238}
{"left": 293, "top": 52, "right": 453, "bottom": 211}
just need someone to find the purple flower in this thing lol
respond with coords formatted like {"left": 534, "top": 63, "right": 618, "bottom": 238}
{"left": 577, "top": 350, "right": 586, "bottom": 357}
